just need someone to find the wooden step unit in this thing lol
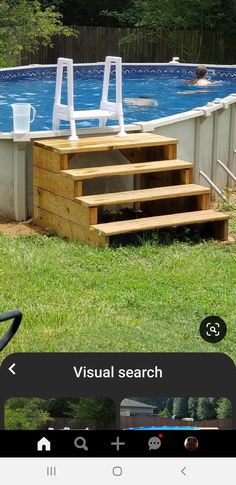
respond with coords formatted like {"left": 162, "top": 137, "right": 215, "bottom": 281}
{"left": 34, "top": 132, "right": 178, "bottom": 155}
{"left": 76, "top": 184, "right": 210, "bottom": 208}
{"left": 33, "top": 132, "right": 229, "bottom": 247}
{"left": 61, "top": 159, "right": 193, "bottom": 181}
{"left": 91, "top": 210, "right": 229, "bottom": 239}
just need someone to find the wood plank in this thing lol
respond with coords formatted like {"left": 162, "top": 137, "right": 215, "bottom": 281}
{"left": 180, "top": 168, "right": 193, "bottom": 184}
{"left": 33, "top": 146, "right": 60, "bottom": 173}
{"left": 34, "top": 207, "right": 108, "bottom": 247}
{"left": 197, "top": 193, "right": 210, "bottom": 210}
{"left": 91, "top": 210, "right": 229, "bottom": 236}
{"left": 34, "top": 133, "right": 178, "bottom": 154}
{"left": 214, "top": 219, "right": 229, "bottom": 241}
{"left": 33, "top": 166, "right": 76, "bottom": 200}
{"left": 34, "top": 187, "right": 91, "bottom": 227}
{"left": 163, "top": 143, "right": 177, "bottom": 160}
{"left": 77, "top": 184, "right": 211, "bottom": 207}
{"left": 61, "top": 160, "right": 193, "bottom": 180}
{"left": 33, "top": 146, "right": 68, "bottom": 173}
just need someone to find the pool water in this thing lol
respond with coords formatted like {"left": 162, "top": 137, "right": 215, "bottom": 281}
{"left": 0, "top": 75, "right": 235, "bottom": 132}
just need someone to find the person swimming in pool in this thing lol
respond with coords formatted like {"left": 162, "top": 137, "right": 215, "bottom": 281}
{"left": 186, "top": 65, "right": 214, "bottom": 86}
{"left": 123, "top": 96, "right": 158, "bottom": 106}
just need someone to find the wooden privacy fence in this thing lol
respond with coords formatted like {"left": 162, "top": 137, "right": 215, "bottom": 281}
{"left": 120, "top": 416, "right": 232, "bottom": 430}
{"left": 22, "top": 27, "right": 236, "bottom": 65}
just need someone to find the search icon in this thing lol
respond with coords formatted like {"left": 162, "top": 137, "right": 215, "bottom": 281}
{"left": 74, "top": 436, "right": 88, "bottom": 451}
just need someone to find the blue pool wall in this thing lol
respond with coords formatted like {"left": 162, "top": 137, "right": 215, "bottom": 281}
{"left": 0, "top": 63, "right": 236, "bottom": 82}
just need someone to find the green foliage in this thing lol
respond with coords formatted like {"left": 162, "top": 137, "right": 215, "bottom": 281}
{"left": 131, "top": 397, "right": 233, "bottom": 421}
{"left": 105, "top": 0, "right": 236, "bottom": 32}
{"left": 197, "top": 397, "right": 216, "bottom": 420}
{"left": 67, "top": 397, "right": 116, "bottom": 420}
{"left": 4, "top": 397, "right": 52, "bottom": 430}
{"left": 104, "top": 0, "right": 236, "bottom": 61}
{"left": 172, "top": 397, "right": 188, "bottom": 418}
{"left": 58, "top": 0, "right": 132, "bottom": 26}
{"left": 216, "top": 398, "right": 232, "bottom": 419}
{"left": 0, "top": 0, "right": 76, "bottom": 67}
{"left": 164, "top": 398, "right": 173, "bottom": 417}
{"left": 188, "top": 397, "right": 198, "bottom": 420}
{"left": 4, "top": 397, "right": 116, "bottom": 429}
{"left": 158, "top": 406, "right": 171, "bottom": 417}
{"left": 42, "top": 397, "right": 79, "bottom": 417}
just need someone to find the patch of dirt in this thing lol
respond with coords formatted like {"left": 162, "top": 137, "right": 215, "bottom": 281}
{"left": 0, "top": 219, "right": 47, "bottom": 237}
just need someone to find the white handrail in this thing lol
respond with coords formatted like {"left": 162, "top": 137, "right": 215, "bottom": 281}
{"left": 52, "top": 56, "right": 126, "bottom": 141}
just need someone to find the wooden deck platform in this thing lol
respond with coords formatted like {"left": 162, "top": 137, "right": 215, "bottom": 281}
{"left": 34, "top": 132, "right": 178, "bottom": 154}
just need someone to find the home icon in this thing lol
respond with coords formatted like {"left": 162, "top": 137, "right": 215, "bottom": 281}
{"left": 37, "top": 437, "right": 51, "bottom": 452}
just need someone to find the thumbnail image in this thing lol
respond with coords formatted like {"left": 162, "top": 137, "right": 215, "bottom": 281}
{"left": 120, "top": 397, "right": 232, "bottom": 430}
{"left": 4, "top": 397, "right": 116, "bottom": 430}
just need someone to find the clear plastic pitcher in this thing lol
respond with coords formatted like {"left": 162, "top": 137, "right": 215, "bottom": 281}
{"left": 11, "top": 103, "right": 36, "bottom": 132}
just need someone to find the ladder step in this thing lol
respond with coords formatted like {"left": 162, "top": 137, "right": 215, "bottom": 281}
{"left": 91, "top": 210, "right": 229, "bottom": 236}
{"left": 61, "top": 159, "right": 193, "bottom": 180}
{"left": 73, "top": 109, "right": 115, "bottom": 119}
{"left": 76, "top": 184, "right": 210, "bottom": 207}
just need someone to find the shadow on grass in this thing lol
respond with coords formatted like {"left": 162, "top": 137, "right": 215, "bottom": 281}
{"left": 100, "top": 207, "right": 212, "bottom": 248}
{"left": 110, "top": 226, "right": 210, "bottom": 248}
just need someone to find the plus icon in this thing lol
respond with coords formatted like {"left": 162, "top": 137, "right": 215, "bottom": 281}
{"left": 111, "top": 436, "right": 126, "bottom": 451}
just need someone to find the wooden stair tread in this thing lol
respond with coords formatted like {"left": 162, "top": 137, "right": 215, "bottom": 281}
{"left": 76, "top": 184, "right": 210, "bottom": 207}
{"left": 34, "top": 133, "right": 178, "bottom": 154}
{"left": 91, "top": 210, "right": 229, "bottom": 236}
{"left": 61, "top": 159, "right": 193, "bottom": 180}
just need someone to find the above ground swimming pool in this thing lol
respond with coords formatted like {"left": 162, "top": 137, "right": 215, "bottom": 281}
{"left": 0, "top": 64, "right": 235, "bottom": 132}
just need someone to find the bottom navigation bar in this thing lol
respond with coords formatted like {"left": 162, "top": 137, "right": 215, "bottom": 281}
{"left": 1, "top": 458, "right": 235, "bottom": 485}
{"left": 0, "top": 430, "right": 235, "bottom": 458}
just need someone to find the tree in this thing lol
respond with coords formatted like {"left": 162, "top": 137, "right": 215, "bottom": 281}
{"left": 56, "top": 0, "right": 132, "bottom": 27}
{"left": 216, "top": 398, "right": 232, "bottom": 419}
{"left": 165, "top": 398, "right": 173, "bottom": 417}
{"left": 42, "top": 397, "right": 79, "bottom": 417}
{"left": 197, "top": 397, "right": 216, "bottom": 420}
{"left": 104, "top": 0, "right": 236, "bottom": 61}
{"left": 66, "top": 397, "right": 116, "bottom": 428}
{"left": 105, "top": 0, "right": 236, "bottom": 32}
{"left": 172, "top": 397, "right": 188, "bottom": 418}
{"left": 188, "top": 397, "right": 198, "bottom": 420}
{"left": 67, "top": 397, "right": 115, "bottom": 420}
{"left": 0, "top": 0, "right": 76, "bottom": 67}
{"left": 4, "top": 398, "right": 52, "bottom": 430}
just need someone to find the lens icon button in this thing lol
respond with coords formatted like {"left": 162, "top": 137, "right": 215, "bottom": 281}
{"left": 200, "top": 316, "right": 227, "bottom": 343}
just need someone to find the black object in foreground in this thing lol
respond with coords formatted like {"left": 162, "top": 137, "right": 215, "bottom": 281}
{"left": 199, "top": 316, "right": 227, "bottom": 344}
{"left": 0, "top": 310, "right": 22, "bottom": 351}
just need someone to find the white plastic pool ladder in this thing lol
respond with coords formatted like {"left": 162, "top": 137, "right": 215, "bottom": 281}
{"left": 52, "top": 56, "right": 126, "bottom": 140}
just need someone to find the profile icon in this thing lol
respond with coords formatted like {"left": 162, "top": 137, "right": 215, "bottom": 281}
{"left": 184, "top": 436, "right": 199, "bottom": 451}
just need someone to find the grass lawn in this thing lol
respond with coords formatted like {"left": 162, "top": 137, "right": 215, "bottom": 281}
{"left": 0, "top": 209, "right": 236, "bottom": 363}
